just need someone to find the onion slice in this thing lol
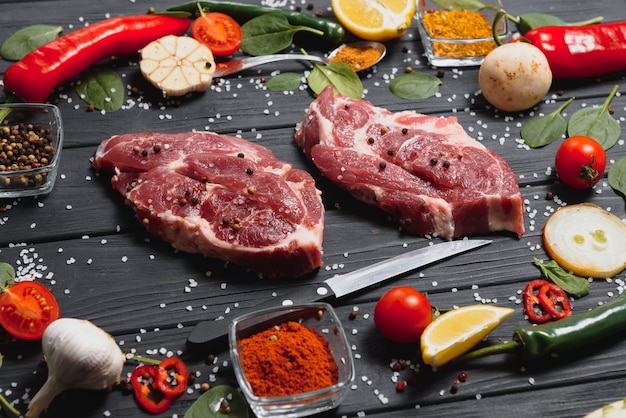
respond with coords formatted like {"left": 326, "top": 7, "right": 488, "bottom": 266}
{"left": 543, "top": 203, "right": 626, "bottom": 278}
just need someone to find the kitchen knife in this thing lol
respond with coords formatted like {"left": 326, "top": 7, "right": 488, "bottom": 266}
{"left": 186, "top": 239, "right": 492, "bottom": 351}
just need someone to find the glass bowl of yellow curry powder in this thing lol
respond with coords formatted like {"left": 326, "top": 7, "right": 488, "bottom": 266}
{"left": 416, "top": 0, "right": 510, "bottom": 67}
{"left": 229, "top": 303, "right": 355, "bottom": 417}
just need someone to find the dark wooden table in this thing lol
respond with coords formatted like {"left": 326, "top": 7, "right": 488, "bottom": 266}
{"left": 2, "top": 0, "right": 626, "bottom": 417}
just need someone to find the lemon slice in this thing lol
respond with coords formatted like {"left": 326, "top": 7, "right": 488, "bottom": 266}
{"left": 543, "top": 203, "right": 626, "bottom": 278}
{"left": 331, "top": 0, "right": 415, "bottom": 42}
{"left": 421, "top": 305, "right": 515, "bottom": 368}
{"left": 140, "top": 35, "right": 216, "bottom": 97}
{"left": 585, "top": 398, "right": 626, "bottom": 418}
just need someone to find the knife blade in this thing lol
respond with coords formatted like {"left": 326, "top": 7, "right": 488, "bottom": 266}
{"left": 186, "top": 239, "right": 491, "bottom": 351}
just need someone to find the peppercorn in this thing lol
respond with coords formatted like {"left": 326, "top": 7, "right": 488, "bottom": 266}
{"left": 141, "top": 149, "right": 148, "bottom": 156}
{"left": 153, "top": 144, "right": 161, "bottom": 153}
{"left": 367, "top": 137, "right": 375, "bottom": 144}
{"left": 430, "top": 158, "right": 438, "bottom": 165}
{"left": 401, "top": 128, "right": 409, "bottom": 134}
{"left": 443, "top": 160, "right": 451, "bottom": 168}
{"left": 458, "top": 371, "right": 468, "bottom": 382}
{"left": 200, "top": 382, "right": 211, "bottom": 393}
{"left": 396, "top": 380, "right": 407, "bottom": 392}
{"left": 246, "top": 167, "right": 254, "bottom": 175}
{"left": 219, "top": 400, "right": 232, "bottom": 414}
{"left": 348, "top": 309, "right": 358, "bottom": 320}
{"left": 237, "top": 153, "right": 245, "bottom": 158}
{"left": 379, "top": 162, "right": 387, "bottom": 169}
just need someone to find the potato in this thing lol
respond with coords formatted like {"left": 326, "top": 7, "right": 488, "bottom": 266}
{"left": 478, "top": 42, "right": 552, "bottom": 112}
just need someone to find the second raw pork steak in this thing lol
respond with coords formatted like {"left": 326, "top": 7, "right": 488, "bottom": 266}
{"left": 295, "top": 87, "right": 524, "bottom": 240}
{"left": 93, "top": 132, "right": 324, "bottom": 279}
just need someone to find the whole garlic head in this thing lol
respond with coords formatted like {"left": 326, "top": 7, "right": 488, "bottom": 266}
{"left": 25, "top": 318, "right": 125, "bottom": 418}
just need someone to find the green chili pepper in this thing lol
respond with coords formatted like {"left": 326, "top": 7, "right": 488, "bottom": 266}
{"left": 168, "top": 1, "right": 345, "bottom": 44}
{"left": 460, "top": 292, "right": 626, "bottom": 365}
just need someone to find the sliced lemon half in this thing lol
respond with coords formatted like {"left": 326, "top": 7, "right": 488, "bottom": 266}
{"left": 421, "top": 304, "right": 515, "bottom": 368}
{"left": 331, "top": 0, "right": 415, "bottom": 42}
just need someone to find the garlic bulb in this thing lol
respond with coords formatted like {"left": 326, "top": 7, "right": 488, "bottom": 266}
{"left": 25, "top": 318, "right": 125, "bottom": 418}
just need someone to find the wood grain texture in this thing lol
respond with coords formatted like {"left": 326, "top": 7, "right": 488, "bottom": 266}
{"left": 1, "top": 0, "right": 626, "bottom": 417}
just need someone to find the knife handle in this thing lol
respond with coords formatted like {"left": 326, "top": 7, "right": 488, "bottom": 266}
{"left": 186, "top": 283, "right": 333, "bottom": 352}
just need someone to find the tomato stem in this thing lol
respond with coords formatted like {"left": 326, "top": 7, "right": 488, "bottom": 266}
{"left": 0, "top": 392, "right": 22, "bottom": 417}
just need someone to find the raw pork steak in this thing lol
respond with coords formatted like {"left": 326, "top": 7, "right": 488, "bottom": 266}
{"left": 295, "top": 87, "right": 524, "bottom": 240}
{"left": 93, "top": 132, "right": 324, "bottom": 279}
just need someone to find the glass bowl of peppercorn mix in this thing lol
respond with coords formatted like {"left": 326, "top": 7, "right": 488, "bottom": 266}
{"left": 0, "top": 103, "right": 63, "bottom": 198}
{"left": 416, "top": 0, "right": 510, "bottom": 67}
{"left": 229, "top": 303, "right": 355, "bottom": 418}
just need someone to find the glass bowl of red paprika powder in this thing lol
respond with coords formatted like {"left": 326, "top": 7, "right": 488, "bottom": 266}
{"left": 416, "top": 0, "right": 510, "bottom": 67}
{"left": 0, "top": 103, "right": 63, "bottom": 198}
{"left": 229, "top": 303, "right": 355, "bottom": 418}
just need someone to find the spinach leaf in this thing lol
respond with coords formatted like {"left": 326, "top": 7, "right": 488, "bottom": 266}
{"left": 76, "top": 69, "right": 124, "bottom": 112}
{"left": 534, "top": 258, "right": 590, "bottom": 298}
{"left": 266, "top": 72, "right": 304, "bottom": 91}
{"left": 307, "top": 62, "right": 363, "bottom": 99}
{"left": 241, "top": 13, "right": 323, "bottom": 56}
{"left": 521, "top": 97, "right": 574, "bottom": 148}
{"left": 567, "top": 85, "right": 621, "bottom": 150}
{"left": 517, "top": 13, "right": 604, "bottom": 34}
{"left": 432, "top": 0, "right": 489, "bottom": 12}
{"left": 0, "top": 262, "right": 16, "bottom": 289}
{"left": 184, "top": 385, "right": 248, "bottom": 418}
{"left": 389, "top": 72, "right": 442, "bottom": 100}
{"left": 0, "top": 24, "right": 62, "bottom": 61}
{"left": 608, "top": 157, "right": 626, "bottom": 197}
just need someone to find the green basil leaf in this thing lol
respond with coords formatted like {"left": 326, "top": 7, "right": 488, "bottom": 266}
{"left": 266, "top": 72, "right": 304, "bottom": 91}
{"left": 521, "top": 97, "right": 574, "bottom": 148}
{"left": 534, "top": 258, "right": 590, "bottom": 298}
{"left": 184, "top": 385, "right": 248, "bottom": 418}
{"left": 76, "top": 69, "right": 124, "bottom": 113}
{"left": 568, "top": 84, "right": 621, "bottom": 150}
{"left": 241, "top": 13, "right": 323, "bottom": 56}
{"left": 307, "top": 62, "right": 363, "bottom": 99}
{"left": 432, "top": 0, "right": 488, "bottom": 12}
{"left": 0, "top": 24, "right": 62, "bottom": 61}
{"left": 389, "top": 72, "right": 442, "bottom": 100}
{"left": 608, "top": 157, "right": 626, "bottom": 197}
{"left": 0, "top": 262, "right": 16, "bottom": 289}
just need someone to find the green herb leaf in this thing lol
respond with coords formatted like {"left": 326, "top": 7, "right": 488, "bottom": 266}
{"left": 521, "top": 97, "right": 574, "bottom": 148}
{"left": 266, "top": 72, "right": 304, "bottom": 91}
{"left": 534, "top": 258, "right": 590, "bottom": 298}
{"left": 184, "top": 385, "right": 249, "bottom": 418}
{"left": 307, "top": 62, "right": 363, "bottom": 99}
{"left": 389, "top": 72, "right": 442, "bottom": 100}
{"left": 76, "top": 69, "right": 124, "bottom": 112}
{"left": 608, "top": 157, "right": 626, "bottom": 197}
{"left": 241, "top": 13, "right": 324, "bottom": 56}
{"left": 567, "top": 85, "right": 621, "bottom": 150}
{"left": 517, "top": 13, "right": 604, "bottom": 34}
{"left": 0, "top": 263, "right": 16, "bottom": 290}
{"left": 0, "top": 24, "right": 62, "bottom": 61}
{"left": 432, "top": 0, "right": 488, "bottom": 12}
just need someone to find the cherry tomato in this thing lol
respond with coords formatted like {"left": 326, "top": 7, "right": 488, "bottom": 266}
{"left": 0, "top": 281, "right": 60, "bottom": 340}
{"left": 555, "top": 135, "right": 606, "bottom": 189}
{"left": 192, "top": 12, "right": 242, "bottom": 56}
{"left": 373, "top": 286, "right": 432, "bottom": 343}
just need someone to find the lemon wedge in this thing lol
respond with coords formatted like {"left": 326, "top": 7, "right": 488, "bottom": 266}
{"left": 543, "top": 203, "right": 626, "bottom": 279}
{"left": 421, "top": 304, "right": 515, "bottom": 368}
{"left": 331, "top": 0, "right": 415, "bottom": 42}
{"left": 140, "top": 35, "right": 216, "bottom": 97}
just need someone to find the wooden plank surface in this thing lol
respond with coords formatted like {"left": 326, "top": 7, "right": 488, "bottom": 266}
{"left": 2, "top": 0, "right": 626, "bottom": 417}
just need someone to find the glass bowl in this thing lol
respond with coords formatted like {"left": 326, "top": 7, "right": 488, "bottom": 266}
{"left": 229, "top": 303, "right": 355, "bottom": 418}
{"left": 416, "top": 0, "right": 510, "bottom": 67}
{"left": 0, "top": 103, "right": 63, "bottom": 198}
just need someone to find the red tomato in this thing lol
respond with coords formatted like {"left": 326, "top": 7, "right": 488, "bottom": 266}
{"left": 0, "top": 281, "right": 60, "bottom": 340}
{"left": 373, "top": 286, "right": 432, "bottom": 343}
{"left": 191, "top": 12, "right": 242, "bottom": 56}
{"left": 555, "top": 135, "right": 606, "bottom": 189}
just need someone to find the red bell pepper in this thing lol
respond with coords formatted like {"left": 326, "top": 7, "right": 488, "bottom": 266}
{"left": 523, "top": 21, "right": 626, "bottom": 79}
{"left": 130, "top": 365, "right": 173, "bottom": 414}
{"left": 3, "top": 14, "right": 190, "bottom": 103}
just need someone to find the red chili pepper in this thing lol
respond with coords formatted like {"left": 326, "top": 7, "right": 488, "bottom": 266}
{"left": 523, "top": 21, "right": 626, "bottom": 79}
{"left": 130, "top": 365, "right": 173, "bottom": 414}
{"left": 538, "top": 282, "right": 573, "bottom": 319}
{"left": 523, "top": 280, "right": 552, "bottom": 323}
{"left": 3, "top": 14, "right": 190, "bottom": 103}
{"left": 155, "top": 357, "right": 189, "bottom": 397}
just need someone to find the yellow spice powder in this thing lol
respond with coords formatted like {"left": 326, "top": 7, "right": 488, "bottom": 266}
{"left": 422, "top": 9, "right": 496, "bottom": 58}
{"left": 329, "top": 45, "right": 382, "bottom": 71}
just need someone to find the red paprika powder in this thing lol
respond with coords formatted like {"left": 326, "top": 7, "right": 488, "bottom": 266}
{"left": 239, "top": 321, "right": 339, "bottom": 397}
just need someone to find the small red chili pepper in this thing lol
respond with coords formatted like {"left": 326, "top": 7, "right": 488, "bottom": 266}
{"left": 522, "top": 22, "right": 626, "bottom": 79}
{"left": 3, "top": 14, "right": 190, "bottom": 103}
{"left": 523, "top": 280, "right": 552, "bottom": 323}
{"left": 130, "top": 365, "right": 173, "bottom": 414}
{"left": 538, "top": 282, "right": 573, "bottom": 319}
{"left": 155, "top": 357, "right": 189, "bottom": 397}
